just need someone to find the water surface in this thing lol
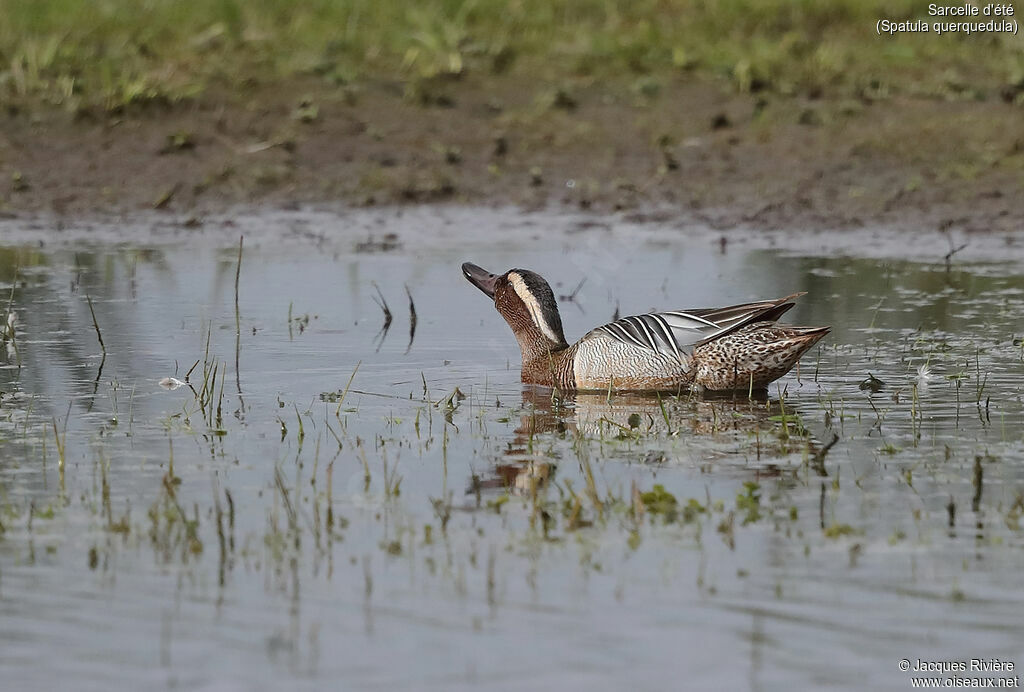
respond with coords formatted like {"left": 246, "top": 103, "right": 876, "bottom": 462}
{"left": 1, "top": 208, "right": 1022, "bottom": 690}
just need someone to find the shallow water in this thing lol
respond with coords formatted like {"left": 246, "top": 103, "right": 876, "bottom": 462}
{"left": 1, "top": 208, "right": 1022, "bottom": 690}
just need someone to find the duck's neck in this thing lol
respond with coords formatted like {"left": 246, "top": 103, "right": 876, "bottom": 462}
{"left": 519, "top": 341, "right": 575, "bottom": 389}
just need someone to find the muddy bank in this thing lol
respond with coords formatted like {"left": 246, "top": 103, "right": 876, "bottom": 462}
{"left": 1, "top": 74, "right": 1022, "bottom": 232}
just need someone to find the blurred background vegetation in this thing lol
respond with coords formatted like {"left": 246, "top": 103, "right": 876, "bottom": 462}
{"left": 1, "top": 0, "right": 1022, "bottom": 112}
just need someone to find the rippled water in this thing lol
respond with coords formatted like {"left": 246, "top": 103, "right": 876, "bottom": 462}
{"left": 0, "top": 208, "right": 1022, "bottom": 690}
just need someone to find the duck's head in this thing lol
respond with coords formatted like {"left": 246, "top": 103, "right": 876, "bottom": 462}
{"left": 462, "top": 262, "right": 568, "bottom": 354}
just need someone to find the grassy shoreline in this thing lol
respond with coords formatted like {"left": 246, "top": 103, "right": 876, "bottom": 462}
{"left": 2, "top": 0, "right": 1021, "bottom": 113}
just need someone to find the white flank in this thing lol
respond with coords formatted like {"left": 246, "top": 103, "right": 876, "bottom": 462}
{"left": 508, "top": 272, "right": 561, "bottom": 343}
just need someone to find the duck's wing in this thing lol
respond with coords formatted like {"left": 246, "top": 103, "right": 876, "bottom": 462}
{"left": 591, "top": 294, "right": 803, "bottom": 359}
{"left": 685, "top": 293, "right": 804, "bottom": 336}
{"left": 593, "top": 312, "right": 722, "bottom": 360}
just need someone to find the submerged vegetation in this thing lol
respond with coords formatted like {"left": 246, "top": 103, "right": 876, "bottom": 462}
{"left": 0, "top": 0, "right": 1021, "bottom": 112}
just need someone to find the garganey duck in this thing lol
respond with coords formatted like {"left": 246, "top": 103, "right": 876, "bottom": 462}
{"left": 462, "top": 262, "right": 830, "bottom": 392}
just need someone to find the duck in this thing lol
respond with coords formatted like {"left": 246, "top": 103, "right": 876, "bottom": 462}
{"left": 462, "top": 262, "right": 830, "bottom": 392}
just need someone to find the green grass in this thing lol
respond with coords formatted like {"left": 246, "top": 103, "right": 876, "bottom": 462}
{"left": 0, "top": 0, "right": 1021, "bottom": 111}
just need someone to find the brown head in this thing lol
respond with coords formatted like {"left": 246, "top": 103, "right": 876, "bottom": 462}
{"left": 462, "top": 262, "right": 569, "bottom": 361}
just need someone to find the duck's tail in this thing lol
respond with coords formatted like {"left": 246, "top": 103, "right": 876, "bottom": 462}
{"left": 693, "top": 324, "right": 831, "bottom": 391}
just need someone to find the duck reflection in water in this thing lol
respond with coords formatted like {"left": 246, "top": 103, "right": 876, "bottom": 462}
{"left": 468, "top": 386, "right": 834, "bottom": 499}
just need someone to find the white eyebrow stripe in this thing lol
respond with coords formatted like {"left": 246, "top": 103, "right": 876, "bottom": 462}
{"left": 508, "top": 272, "right": 561, "bottom": 343}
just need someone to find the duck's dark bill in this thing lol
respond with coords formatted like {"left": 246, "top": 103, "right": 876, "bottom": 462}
{"left": 462, "top": 262, "right": 499, "bottom": 298}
